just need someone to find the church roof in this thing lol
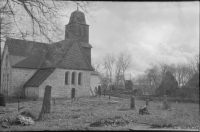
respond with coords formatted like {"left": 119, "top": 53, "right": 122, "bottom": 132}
{"left": 5, "top": 37, "right": 93, "bottom": 71}
{"left": 6, "top": 38, "right": 49, "bottom": 68}
{"left": 24, "top": 68, "right": 55, "bottom": 87}
{"left": 5, "top": 37, "right": 94, "bottom": 87}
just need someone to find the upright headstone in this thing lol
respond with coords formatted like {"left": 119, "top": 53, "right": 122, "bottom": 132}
{"left": 104, "top": 88, "right": 106, "bottom": 97}
{"left": 38, "top": 85, "right": 52, "bottom": 120}
{"left": 71, "top": 88, "right": 75, "bottom": 99}
{"left": 146, "top": 99, "right": 149, "bottom": 106}
{"left": 98, "top": 85, "right": 101, "bottom": 97}
{"left": 130, "top": 96, "right": 135, "bottom": 109}
{"left": 0, "top": 93, "right": 6, "bottom": 107}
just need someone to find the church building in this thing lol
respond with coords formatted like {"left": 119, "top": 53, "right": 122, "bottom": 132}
{"left": 1, "top": 8, "right": 98, "bottom": 99}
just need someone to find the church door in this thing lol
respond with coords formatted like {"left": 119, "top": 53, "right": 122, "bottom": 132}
{"left": 71, "top": 88, "right": 75, "bottom": 99}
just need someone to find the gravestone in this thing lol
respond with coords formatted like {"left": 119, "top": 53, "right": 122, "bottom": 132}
{"left": 146, "top": 99, "right": 149, "bottom": 106}
{"left": 0, "top": 93, "right": 6, "bottom": 107}
{"left": 71, "top": 88, "right": 75, "bottom": 99}
{"left": 139, "top": 105, "right": 149, "bottom": 115}
{"left": 130, "top": 96, "right": 135, "bottom": 109}
{"left": 38, "top": 85, "right": 52, "bottom": 120}
{"left": 98, "top": 85, "right": 101, "bottom": 97}
{"left": 162, "top": 95, "right": 171, "bottom": 109}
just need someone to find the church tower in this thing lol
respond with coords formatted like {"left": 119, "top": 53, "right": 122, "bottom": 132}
{"left": 65, "top": 7, "right": 89, "bottom": 43}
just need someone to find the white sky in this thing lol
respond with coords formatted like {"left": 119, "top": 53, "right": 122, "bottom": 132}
{"left": 1, "top": 1, "right": 199, "bottom": 78}
{"left": 87, "top": 2, "right": 199, "bottom": 77}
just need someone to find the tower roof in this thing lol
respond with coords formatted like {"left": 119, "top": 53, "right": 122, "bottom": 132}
{"left": 69, "top": 8, "right": 86, "bottom": 24}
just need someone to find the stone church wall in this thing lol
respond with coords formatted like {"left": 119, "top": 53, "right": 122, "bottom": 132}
{"left": 38, "top": 68, "right": 91, "bottom": 98}
{"left": 1, "top": 45, "right": 12, "bottom": 96}
{"left": 25, "top": 87, "right": 39, "bottom": 99}
{"left": 11, "top": 68, "right": 37, "bottom": 97}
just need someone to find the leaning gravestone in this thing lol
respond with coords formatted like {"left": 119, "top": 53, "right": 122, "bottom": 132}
{"left": 38, "top": 85, "right": 52, "bottom": 120}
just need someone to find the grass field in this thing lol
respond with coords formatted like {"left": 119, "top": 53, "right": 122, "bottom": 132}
{"left": 0, "top": 96, "right": 199, "bottom": 131}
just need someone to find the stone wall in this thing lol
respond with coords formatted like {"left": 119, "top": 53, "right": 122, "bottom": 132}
{"left": 25, "top": 87, "right": 39, "bottom": 99}
{"left": 1, "top": 45, "right": 12, "bottom": 96}
{"left": 38, "top": 68, "right": 91, "bottom": 98}
{"left": 11, "top": 68, "right": 37, "bottom": 97}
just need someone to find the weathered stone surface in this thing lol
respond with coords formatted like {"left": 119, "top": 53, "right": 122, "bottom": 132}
{"left": 139, "top": 105, "right": 149, "bottom": 115}
{"left": 130, "top": 96, "right": 135, "bottom": 109}
{"left": 0, "top": 93, "right": 6, "bottom": 107}
{"left": 38, "top": 85, "right": 52, "bottom": 120}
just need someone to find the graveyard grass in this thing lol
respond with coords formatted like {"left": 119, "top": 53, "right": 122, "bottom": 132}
{"left": 0, "top": 96, "right": 199, "bottom": 131}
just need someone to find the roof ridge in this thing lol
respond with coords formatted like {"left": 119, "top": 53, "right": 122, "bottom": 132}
{"left": 77, "top": 42, "right": 94, "bottom": 71}
{"left": 55, "top": 40, "right": 75, "bottom": 67}
{"left": 7, "top": 37, "right": 50, "bottom": 45}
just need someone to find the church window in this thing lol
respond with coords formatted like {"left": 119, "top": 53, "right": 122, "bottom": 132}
{"left": 78, "top": 72, "right": 82, "bottom": 85}
{"left": 65, "top": 72, "right": 70, "bottom": 85}
{"left": 71, "top": 72, "right": 76, "bottom": 85}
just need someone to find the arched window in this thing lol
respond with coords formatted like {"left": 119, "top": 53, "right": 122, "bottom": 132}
{"left": 78, "top": 73, "right": 82, "bottom": 85}
{"left": 65, "top": 72, "right": 69, "bottom": 85}
{"left": 71, "top": 72, "right": 76, "bottom": 85}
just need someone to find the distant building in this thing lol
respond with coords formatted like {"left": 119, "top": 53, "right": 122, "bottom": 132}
{"left": 1, "top": 8, "right": 96, "bottom": 99}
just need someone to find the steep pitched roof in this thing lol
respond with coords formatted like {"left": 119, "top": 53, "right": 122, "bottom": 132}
{"left": 24, "top": 68, "right": 55, "bottom": 87}
{"left": 6, "top": 38, "right": 93, "bottom": 71}
{"left": 57, "top": 41, "right": 93, "bottom": 70}
{"left": 6, "top": 38, "right": 49, "bottom": 68}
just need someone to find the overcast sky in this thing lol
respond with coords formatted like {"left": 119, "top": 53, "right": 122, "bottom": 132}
{"left": 1, "top": 1, "right": 199, "bottom": 78}
{"left": 85, "top": 2, "right": 199, "bottom": 77}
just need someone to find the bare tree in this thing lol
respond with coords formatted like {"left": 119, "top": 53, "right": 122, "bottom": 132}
{"left": 92, "top": 58, "right": 105, "bottom": 74}
{"left": 145, "top": 64, "right": 161, "bottom": 91}
{"left": 0, "top": 0, "right": 94, "bottom": 43}
{"left": 103, "top": 53, "right": 115, "bottom": 84}
{"left": 115, "top": 56, "right": 122, "bottom": 89}
{"left": 117, "top": 52, "right": 132, "bottom": 88}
